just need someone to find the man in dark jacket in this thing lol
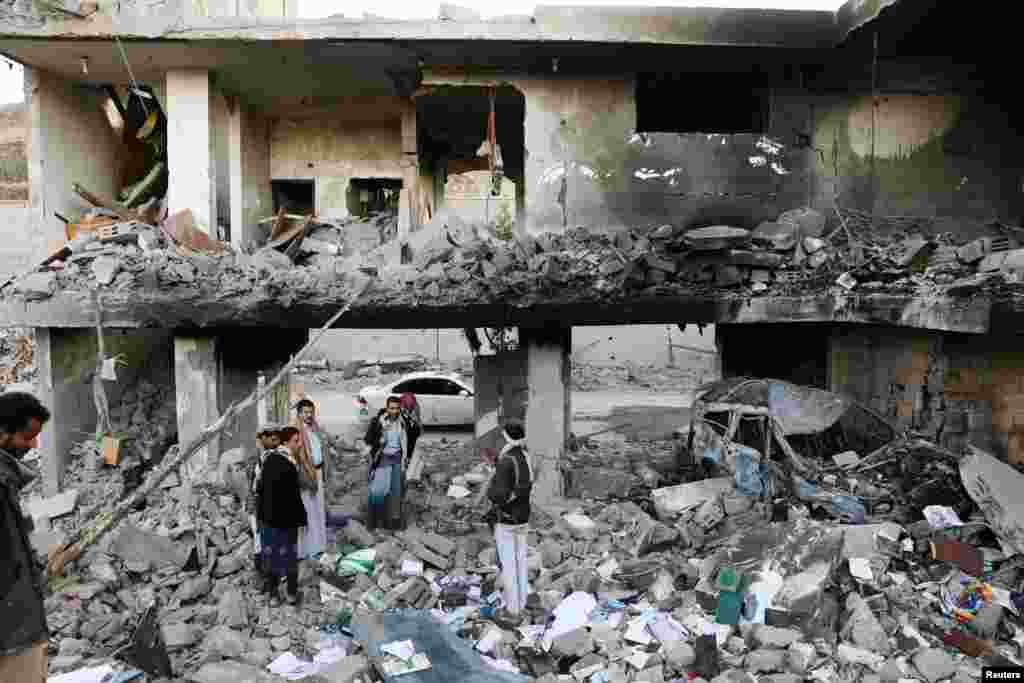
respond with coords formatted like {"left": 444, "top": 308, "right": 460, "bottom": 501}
{"left": 257, "top": 426, "right": 308, "bottom": 606}
{"left": 363, "top": 396, "right": 421, "bottom": 531}
{"left": 0, "top": 392, "right": 51, "bottom": 682}
{"left": 485, "top": 418, "right": 532, "bottom": 617}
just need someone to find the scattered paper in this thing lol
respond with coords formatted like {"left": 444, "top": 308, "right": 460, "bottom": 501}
{"left": 476, "top": 626, "right": 504, "bottom": 653}
{"left": 924, "top": 505, "right": 963, "bottom": 529}
{"left": 849, "top": 557, "right": 874, "bottom": 582}
{"left": 313, "top": 646, "right": 351, "bottom": 667}
{"left": 624, "top": 614, "right": 656, "bottom": 645}
{"left": 596, "top": 558, "right": 620, "bottom": 582}
{"left": 647, "top": 613, "right": 689, "bottom": 644}
{"left": 993, "top": 586, "right": 1019, "bottom": 614}
{"left": 48, "top": 665, "right": 116, "bottom": 683}
{"left": 381, "top": 640, "right": 416, "bottom": 660}
{"left": 544, "top": 591, "right": 599, "bottom": 649}
{"left": 833, "top": 451, "right": 860, "bottom": 468}
{"left": 401, "top": 560, "right": 424, "bottom": 577}
{"left": 321, "top": 580, "right": 346, "bottom": 605}
{"left": 447, "top": 485, "right": 471, "bottom": 499}
{"left": 625, "top": 649, "right": 651, "bottom": 670}
{"left": 268, "top": 652, "right": 318, "bottom": 681}
{"left": 380, "top": 653, "right": 432, "bottom": 676}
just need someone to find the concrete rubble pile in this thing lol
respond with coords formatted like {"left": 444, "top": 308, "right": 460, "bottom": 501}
{"left": 8, "top": 202, "right": 1024, "bottom": 310}
{"left": 29, "top": 406, "right": 1024, "bottom": 683}
{"left": 0, "top": 325, "right": 35, "bottom": 386}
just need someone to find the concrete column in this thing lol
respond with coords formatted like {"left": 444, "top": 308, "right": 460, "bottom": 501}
{"left": 399, "top": 103, "right": 419, "bottom": 238}
{"left": 166, "top": 70, "right": 216, "bottom": 233}
{"left": 175, "top": 336, "right": 221, "bottom": 479}
{"left": 228, "top": 98, "right": 243, "bottom": 247}
{"left": 521, "top": 324, "right": 571, "bottom": 505}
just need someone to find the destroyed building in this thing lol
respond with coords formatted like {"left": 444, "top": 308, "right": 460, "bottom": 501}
{"left": 1, "top": 0, "right": 1024, "bottom": 500}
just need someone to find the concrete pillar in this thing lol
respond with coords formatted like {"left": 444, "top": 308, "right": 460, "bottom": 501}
{"left": 227, "top": 99, "right": 272, "bottom": 248}
{"left": 175, "top": 336, "right": 221, "bottom": 477}
{"left": 399, "top": 103, "right": 418, "bottom": 238}
{"left": 520, "top": 324, "right": 571, "bottom": 505}
{"left": 166, "top": 70, "right": 216, "bottom": 234}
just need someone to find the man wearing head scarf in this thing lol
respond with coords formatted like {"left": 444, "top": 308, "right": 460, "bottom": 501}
{"left": 485, "top": 418, "right": 532, "bottom": 618}
{"left": 291, "top": 399, "right": 331, "bottom": 560}
{"left": 364, "top": 395, "right": 420, "bottom": 531}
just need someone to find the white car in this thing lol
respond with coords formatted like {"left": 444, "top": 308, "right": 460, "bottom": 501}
{"left": 356, "top": 371, "right": 475, "bottom": 427}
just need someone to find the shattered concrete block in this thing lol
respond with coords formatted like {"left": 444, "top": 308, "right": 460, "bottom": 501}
{"left": 397, "top": 533, "right": 453, "bottom": 570}
{"left": 751, "top": 626, "right": 802, "bottom": 649}
{"left": 189, "top": 660, "right": 279, "bottom": 683}
{"left": 786, "top": 641, "right": 815, "bottom": 674}
{"left": 91, "top": 254, "right": 121, "bottom": 285}
{"left": 777, "top": 207, "right": 826, "bottom": 238}
{"left": 652, "top": 478, "right": 733, "bottom": 520}
{"left": 634, "top": 665, "right": 665, "bottom": 683}
{"left": 844, "top": 594, "right": 891, "bottom": 655}
{"left": 745, "top": 649, "right": 786, "bottom": 673}
{"left": 685, "top": 226, "right": 751, "bottom": 251}
{"left": 957, "top": 239, "right": 987, "bottom": 264}
{"left": 751, "top": 221, "right": 798, "bottom": 251}
{"left": 567, "top": 467, "right": 636, "bottom": 499}
{"left": 407, "top": 528, "right": 456, "bottom": 557}
{"left": 540, "top": 540, "right": 564, "bottom": 568}
{"left": 563, "top": 512, "right": 598, "bottom": 538}
{"left": 14, "top": 272, "right": 56, "bottom": 300}
{"left": 664, "top": 641, "right": 696, "bottom": 669}
{"left": 551, "top": 627, "right": 595, "bottom": 658}
{"left": 176, "top": 575, "right": 212, "bottom": 603}
{"left": 162, "top": 622, "right": 198, "bottom": 651}
{"left": 217, "top": 588, "right": 247, "bottom": 628}
{"left": 912, "top": 648, "right": 957, "bottom": 683}
{"left": 835, "top": 643, "right": 884, "bottom": 671}
{"left": 202, "top": 625, "right": 248, "bottom": 658}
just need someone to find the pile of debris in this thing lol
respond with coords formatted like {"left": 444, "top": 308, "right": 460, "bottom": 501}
{"left": 0, "top": 325, "right": 35, "bottom": 386}
{"left": 24, "top": 377, "right": 1024, "bottom": 682}
{"left": 7, "top": 198, "right": 1024, "bottom": 314}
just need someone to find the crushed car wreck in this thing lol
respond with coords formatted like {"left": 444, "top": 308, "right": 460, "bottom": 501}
{"left": 670, "top": 377, "right": 975, "bottom": 525}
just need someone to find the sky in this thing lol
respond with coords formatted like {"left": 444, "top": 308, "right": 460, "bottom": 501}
{"left": 0, "top": 0, "right": 838, "bottom": 103}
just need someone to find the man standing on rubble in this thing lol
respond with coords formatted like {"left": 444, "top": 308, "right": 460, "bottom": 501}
{"left": 485, "top": 418, "right": 533, "bottom": 618}
{"left": 0, "top": 392, "right": 51, "bottom": 682}
{"left": 292, "top": 399, "right": 330, "bottom": 560}
{"left": 364, "top": 395, "right": 420, "bottom": 531}
{"left": 248, "top": 426, "right": 282, "bottom": 573}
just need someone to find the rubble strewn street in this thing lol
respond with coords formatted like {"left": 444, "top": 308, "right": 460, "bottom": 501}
{"left": 14, "top": 371, "right": 1024, "bottom": 683}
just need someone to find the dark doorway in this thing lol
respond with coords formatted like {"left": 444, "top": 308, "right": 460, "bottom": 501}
{"left": 347, "top": 178, "right": 402, "bottom": 218}
{"left": 271, "top": 179, "right": 315, "bottom": 215}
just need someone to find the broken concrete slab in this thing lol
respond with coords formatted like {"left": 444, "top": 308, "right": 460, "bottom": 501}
{"left": 216, "top": 588, "right": 247, "bottom": 628}
{"left": 189, "top": 661, "right": 279, "bottom": 683}
{"left": 162, "top": 622, "right": 198, "bottom": 652}
{"left": 960, "top": 446, "right": 1024, "bottom": 555}
{"left": 91, "top": 254, "right": 121, "bottom": 285}
{"left": 318, "top": 654, "right": 370, "bottom": 682}
{"left": 651, "top": 477, "right": 734, "bottom": 520}
{"left": 201, "top": 625, "right": 248, "bottom": 658}
{"left": 26, "top": 489, "right": 78, "bottom": 521}
{"left": 751, "top": 221, "right": 797, "bottom": 251}
{"left": 912, "top": 648, "right": 957, "bottom": 683}
{"left": 14, "top": 271, "right": 56, "bottom": 300}
{"left": 111, "top": 524, "right": 191, "bottom": 571}
{"left": 685, "top": 226, "right": 751, "bottom": 251}
{"left": 777, "top": 207, "right": 826, "bottom": 238}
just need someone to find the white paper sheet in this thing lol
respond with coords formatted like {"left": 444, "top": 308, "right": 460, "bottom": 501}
{"left": 401, "top": 560, "right": 424, "bottom": 576}
{"left": 923, "top": 505, "right": 963, "bottom": 529}
{"left": 47, "top": 665, "right": 116, "bottom": 683}
{"left": 268, "top": 652, "right": 319, "bottom": 681}
{"left": 381, "top": 640, "right": 417, "bottom": 660}
{"left": 849, "top": 557, "right": 874, "bottom": 582}
{"left": 543, "top": 591, "right": 599, "bottom": 649}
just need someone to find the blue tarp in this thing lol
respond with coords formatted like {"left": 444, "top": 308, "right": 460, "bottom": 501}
{"left": 350, "top": 610, "right": 531, "bottom": 683}
{"left": 733, "top": 444, "right": 767, "bottom": 497}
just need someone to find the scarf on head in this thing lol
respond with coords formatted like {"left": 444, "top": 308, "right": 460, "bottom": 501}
{"left": 498, "top": 430, "right": 532, "bottom": 484}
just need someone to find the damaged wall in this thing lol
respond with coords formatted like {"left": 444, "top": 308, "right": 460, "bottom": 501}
{"left": 27, "top": 67, "right": 120, "bottom": 260}
{"left": 828, "top": 325, "right": 1024, "bottom": 464}
{"left": 236, "top": 105, "right": 271, "bottom": 244}
{"left": 426, "top": 72, "right": 1024, "bottom": 236}
{"left": 269, "top": 98, "right": 407, "bottom": 220}
{"left": 36, "top": 328, "right": 174, "bottom": 495}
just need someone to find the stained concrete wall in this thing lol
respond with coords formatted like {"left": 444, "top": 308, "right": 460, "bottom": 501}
{"left": 421, "top": 72, "right": 1024, "bottom": 236}
{"left": 27, "top": 67, "right": 120, "bottom": 261}
{"left": 212, "top": 88, "right": 230, "bottom": 233}
{"left": 828, "top": 326, "right": 1024, "bottom": 463}
{"left": 240, "top": 107, "right": 271, "bottom": 242}
{"left": 269, "top": 99, "right": 406, "bottom": 220}
{"left": 0, "top": 204, "right": 35, "bottom": 277}
{"left": 37, "top": 328, "right": 174, "bottom": 494}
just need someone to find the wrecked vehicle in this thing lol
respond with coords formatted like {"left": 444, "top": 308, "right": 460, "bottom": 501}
{"left": 671, "top": 377, "right": 974, "bottom": 524}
